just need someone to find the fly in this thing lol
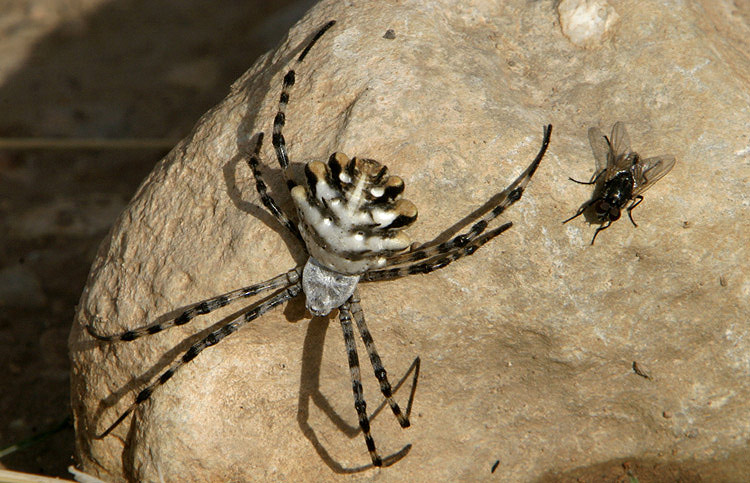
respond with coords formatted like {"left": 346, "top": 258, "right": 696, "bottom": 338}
{"left": 563, "top": 122, "right": 676, "bottom": 244}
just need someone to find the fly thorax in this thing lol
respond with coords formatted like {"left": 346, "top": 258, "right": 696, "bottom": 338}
{"left": 603, "top": 171, "right": 635, "bottom": 207}
{"left": 302, "top": 257, "right": 360, "bottom": 316}
{"left": 291, "top": 152, "right": 418, "bottom": 274}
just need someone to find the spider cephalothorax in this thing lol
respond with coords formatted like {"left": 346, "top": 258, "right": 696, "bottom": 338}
{"left": 88, "top": 19, "right": 552, "bottom": 468}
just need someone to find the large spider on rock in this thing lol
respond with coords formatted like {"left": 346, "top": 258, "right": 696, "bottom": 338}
{"left": 87, "top": 20, "right": 552, "bottom": 467}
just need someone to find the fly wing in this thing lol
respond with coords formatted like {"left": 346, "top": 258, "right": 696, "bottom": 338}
{"left": 610, "top": 121, "right": 635, "bottom": 170}
{"left": 632, "top": 155, "right": 676, "bottom": 195}
{"left": 588, "top": 126, "right": 612, "bottom": 176}
{"left": 609, "top": 122, "right": 631, "bottom": 159}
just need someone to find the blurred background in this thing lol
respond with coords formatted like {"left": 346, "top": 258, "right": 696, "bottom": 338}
{"left": 0, "top": 0, "right": 316, "bottom": 477}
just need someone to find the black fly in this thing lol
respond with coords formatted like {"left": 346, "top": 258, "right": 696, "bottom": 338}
{"left": 563, "top": 122, "right": 676, "bottom": 244}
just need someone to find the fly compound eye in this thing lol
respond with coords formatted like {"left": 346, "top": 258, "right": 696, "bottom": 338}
{"left": 594, "top": 200, "right": 609, "bottom": 217}
{"left": 609, "top": 207, "right": 621, "bottom": 221}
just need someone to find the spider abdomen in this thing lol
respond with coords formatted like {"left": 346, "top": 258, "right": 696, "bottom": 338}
{"left": 292, "top": 152, "right": 418, "bottom": 274}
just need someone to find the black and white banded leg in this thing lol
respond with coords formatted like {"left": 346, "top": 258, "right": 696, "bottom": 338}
{"left": 348, "top": 289, "right": 409, "bottom": 427}
{"left": 338, "top": 300, "right": 382, "bottom": 466}
{"left": 94, "top": 284, "right": 302, "bottom": 438}
{"left": 273, "top": 20, "right": 337, "bottom": 189}
{"left": 362, "top": 222, "right": 513, "bottom": 282}
{"left": 246, "top": 132, "right": 303, "bottom": 241}
{"left": 86, "top": 269, "right": 300, "bottom": 342}
{"left": 87, "top": 18, "right": 552, "bottom": 468}
{"left": 377, "top": 124, "right": 551, "bottom": 269}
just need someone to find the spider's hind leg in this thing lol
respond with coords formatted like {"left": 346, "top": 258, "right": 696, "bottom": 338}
{"left": 363, "top": 222, "right": 513, "bottom": 282}
{"left": 246, "top": 133, "right": 303, "bottom": 241}
{"left": 377, "top": 124, "right": 551, "bottom": 269}
{"left": 272, "top": 20, "right": 336, "bottom": 188}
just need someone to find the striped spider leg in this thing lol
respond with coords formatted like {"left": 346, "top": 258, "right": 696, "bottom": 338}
{"left": 86, "top": 270, "right": 303, "bottom": 437}
{"left": 362, "top": 124, "right": 552, "bottom": 282}
{"left": 267, "top": 19, "right": 416, "bottom": 466}
{"left": 87, "top": 19, "right": 411, "bottom": 468}
{"left": 87, "top": 18, "right": 553, "bottom": 470}
{"left": 337, "top": 289, "right": 413, "bottom": 467}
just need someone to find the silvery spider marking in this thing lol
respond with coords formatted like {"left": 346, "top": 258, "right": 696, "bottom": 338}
{"left": 297, "top": 152, "right": 418, "bottom": 316}
{"left": 87, "top": 19, "right": 553, "bottom": 468}
{"left": 563, "top": 121, "right": 676, "bottom": 244}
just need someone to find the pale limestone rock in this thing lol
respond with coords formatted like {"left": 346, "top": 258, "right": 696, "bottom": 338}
{"left": 558, "top": 0, "right": 619, "bottom": 48}
{"left": 69, "top": 0, "right": 750, "bottom": 481}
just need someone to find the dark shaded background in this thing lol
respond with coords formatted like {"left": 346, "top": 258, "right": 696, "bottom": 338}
{"left": 0, "top": 0, "right": 315, "bottom": 477}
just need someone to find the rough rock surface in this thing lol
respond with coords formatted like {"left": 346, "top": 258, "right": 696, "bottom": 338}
{"left": 69, "top": 0, "right": 750, "bottom": 481}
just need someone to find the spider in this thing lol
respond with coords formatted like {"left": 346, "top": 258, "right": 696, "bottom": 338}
{"left": 87, "top": 20, "right": 553, "bottom": 468}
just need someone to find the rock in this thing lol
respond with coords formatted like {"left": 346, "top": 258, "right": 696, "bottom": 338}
{"left": 69, "top": 0, "right": 750, "bottom": 481}
{"left": 558, "top": 0, "right": 620, "bottom": 48}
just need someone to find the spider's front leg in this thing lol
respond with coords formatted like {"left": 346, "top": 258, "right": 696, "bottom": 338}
{"left": 94, "top": 284, "right": 302, "bottom": 438}
{"left": 348, "top": 289, "right": 410, "bottom": 427}
{"left": 337, "top": 291, "right": 418, "bottom": 467}
{"left": 338, "top": 299, "right": 383, "bottom": 467}
{"left": 86, "top": 268, "right": 301, "bottom": 341}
